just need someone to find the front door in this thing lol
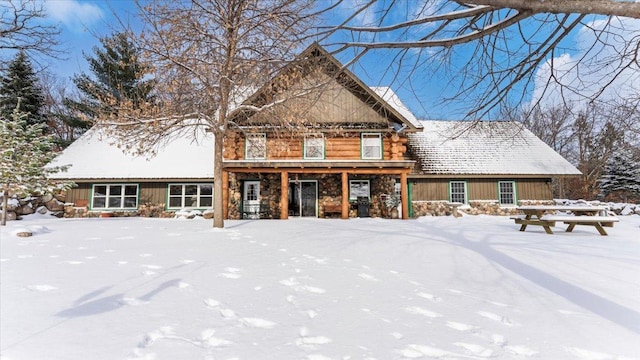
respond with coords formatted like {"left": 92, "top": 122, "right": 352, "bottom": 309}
{"left": 243, "top": 181, "right": 260, "bottom": 219}
{"left": 288, "top": 180, "right": 317, "bottom": 217}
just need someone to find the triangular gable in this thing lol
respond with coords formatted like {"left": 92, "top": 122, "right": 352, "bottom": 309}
{"left": 229, "top": 43, "right": 422, "bottom": 132}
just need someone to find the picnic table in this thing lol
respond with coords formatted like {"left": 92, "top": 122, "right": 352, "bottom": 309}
{"left": 512, "top": 205, "right": 618, "bottom": 235}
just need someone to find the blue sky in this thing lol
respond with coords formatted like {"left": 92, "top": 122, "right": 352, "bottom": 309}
{"left": 33, "top": 0, "right": 640, "bottom": 120}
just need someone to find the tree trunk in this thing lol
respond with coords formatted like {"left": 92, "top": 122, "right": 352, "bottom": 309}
{"left": 213, "top": 129, "right": 225, "bottom": 228}
{"left": 1, "top": 189, "right": 8, "bottom": 226}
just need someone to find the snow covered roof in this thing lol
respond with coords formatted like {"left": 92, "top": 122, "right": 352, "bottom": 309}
{"left": 48, "top": 127, "right": 214, "bottom": 180}
{"left": 370, "top": 87, "right": 423, "bottom": 130}
{"left": 407, "top": 120, "right": 582, "bottom": 176}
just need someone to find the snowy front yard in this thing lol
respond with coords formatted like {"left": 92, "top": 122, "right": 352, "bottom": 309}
{"left": 1, "top": 215, "right": 639, "bottom": 360}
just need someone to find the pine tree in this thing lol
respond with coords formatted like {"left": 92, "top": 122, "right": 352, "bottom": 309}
{"left": 64, "top": 32, "right": 156, "bottom": 123}
{"left": 599, "top": 146, "right": 640, "bottom": 202}
{"left": 0, "top": 51, "right": 45, "bottom": 126}
{"left": 0, "top": 104, "right": 72, "bottom": 225}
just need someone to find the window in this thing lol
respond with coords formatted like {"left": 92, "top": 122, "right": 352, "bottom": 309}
{"left": 498, "top": 181, "right": 516, "bottom": 205}
{"left": 304, "top": 136, "right": 324, "bottom": 159}
{"left": 349, "top": 180, "right": 370, "bottom": 200}
{"left": 449, "top": 181, "right": 467, "bottom": 204}
{"left": 92, "top": 184, "right": 138, "bottom": 209}
{"left": 168, "top": 184, "right": 213, "bottom": 209}
{"left": 361, "top": 133, "right": 382, "bottom": 159}
{"left": 245, "top": 133, "right": 266, "bottom": 159}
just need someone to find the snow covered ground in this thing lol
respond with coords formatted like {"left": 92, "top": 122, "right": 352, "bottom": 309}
{"left": 1, "top": 214, "right": 639, "bottom": 360}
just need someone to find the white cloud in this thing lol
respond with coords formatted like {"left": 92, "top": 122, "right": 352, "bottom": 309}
{"left": 530, "top": 16, "right": 640, "bottom": 109}
{"left": 43, "top": 0, "right": 104, "bottom": 31}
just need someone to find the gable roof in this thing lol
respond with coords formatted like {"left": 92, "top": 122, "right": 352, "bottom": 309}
{"left": 48, "top": 127, "right": 214, "bottom": 180}
{"left": 407, "top": 120, "right": 581, "bottom": 176}
{"left": 231, "top": 43, "right": 423, "bottom": 132}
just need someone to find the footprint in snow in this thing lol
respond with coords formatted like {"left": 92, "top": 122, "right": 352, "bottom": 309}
{"left": 358, "top": 273, "right": 380, "bottom": 282}
{"left": 477, "top": 311, "right": 518, "bottom": 327}
{"left": 204, "top": 298, "right": 220, "bottom": 308}
{"left": 416, "top": 292, "right": 442, "bottom": 302}
{"left": 454, "top": 342, "right": 494, "bottom": 358}
{"left": 295, "top": 335, "right": 332, "bottom": 348}
{"left": 299, "top": 285, "right": 326, "bottom": 294}
{"left": 142, "top": 264, "right": 162, "bottom": 270}
{"left": 505, "top": 345, "right": 538, "bottom": 356}
{"left": 397, "top": 344, "right": 454, "bottom": 359}
{"left": 220, "top": 272, "right": 241, "bottom": 279}
{"left": 405, "top": 306, "right": 442, "bottom": 318}
{"left": 239, "top": 317, "right": 276, "bottom": 329}
{"left": 219, "top": 308, "right": 236, "bottom": 319}
{"left": 27, "top": 284, "right": 57, "bottom": 292}
{"left": 199, "top": 329, "right": 232, "bottom": 347}
{"left": 118, "top": 297, "right": 149, "bottom": 306}
{"left": 446, "top": 321, "right": 478, "bottom": 332}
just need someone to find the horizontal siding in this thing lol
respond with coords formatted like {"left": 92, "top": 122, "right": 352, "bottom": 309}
{"left": 232, "top": 134, "right": 399, "bottom": 160}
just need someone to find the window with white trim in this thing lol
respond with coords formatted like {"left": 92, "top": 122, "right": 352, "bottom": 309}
{"left": 449, "top": 181, "right": 467, "bottom": 204}
{"left": 304, "top": 136, "right": 324, "bottom": 159}
{"left": 498, "top": 181, "right": 516, "bottom": 205}
{"left": 349, "top": 180, "right": 370, "bottom": 200}
{"left": 245, "top": 133, "right": 266, "bottom": 159}
{"left": 168, "top": 184, "right": 213, "bottom": 209}
{"left": 361, "top": 133, "right": 382, "bottom": 159}
{"left": 92, "top": 184, "right": 138, "bottom": 209}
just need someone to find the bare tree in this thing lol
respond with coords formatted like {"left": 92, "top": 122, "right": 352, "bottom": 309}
{"left": 323, "top": 0, "right": 640, "bottom": 119}
{"left": 515, "top": 99, "right": 639, "bottom": 199}
{"left": 0, "top": 0, "right": 62, "bottom": 70}
{"left": 98, "top": 0, "right": 330, "bottom": 228}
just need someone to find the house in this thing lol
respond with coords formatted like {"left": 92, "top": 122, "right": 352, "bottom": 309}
{"left": 48, "top": 43, "right": 580, "bottom": 219}
{"left": 406, "top": 120, "right": 581, "bottom": 216}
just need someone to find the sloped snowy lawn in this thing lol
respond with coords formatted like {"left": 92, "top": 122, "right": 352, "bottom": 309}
{"left": 1, "top": 215, "right": 639, "bottom": 360}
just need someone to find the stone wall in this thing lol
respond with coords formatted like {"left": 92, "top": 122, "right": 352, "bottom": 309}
{"left": 62, "top": 203, "right": 176, "bottom": 218}
{"left": 1, "top": 194, "right": 66, "bottom": 220}
{"left": 412, "top": 199, "right": 555, "bottom": 217}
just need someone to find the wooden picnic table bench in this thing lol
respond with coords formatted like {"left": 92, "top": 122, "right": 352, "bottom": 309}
{"left": 513, "top": 205, "right": 615, "bottom": 235}
{"left": 540, "top": 215, "right": 620, "bottom": 236}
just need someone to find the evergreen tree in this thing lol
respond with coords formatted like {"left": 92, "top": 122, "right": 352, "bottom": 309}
{"left": 599, "top": 146, "right": 640, "bottom": 202}
{"left": 1, "top": 104, "right": 72, "bottom": 225}
{"left": 64, "top": 32, "right": 156, "bottom": 123}
{"left": 0, "top": 51, "right": 45, "bottom": 126}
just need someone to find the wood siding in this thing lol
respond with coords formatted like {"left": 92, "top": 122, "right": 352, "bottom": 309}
{"left": 411, "top": 178, "right": 553, "bottom": 202}
{"left": 225, "top": 134, "right": 407, "bottom": 161}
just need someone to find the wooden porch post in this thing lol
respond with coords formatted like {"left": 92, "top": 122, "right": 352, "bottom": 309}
{"left": 280, "top": 171, "right": 289, "bottom": 220}
{"left": 222, "top": 170, "right": 229, "bottom": 219}
{"left": 400, "top": 171, "right": 409, "bottom": 219}
{"left": 341, "top": 171, "right": 349, "bottom": 219}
